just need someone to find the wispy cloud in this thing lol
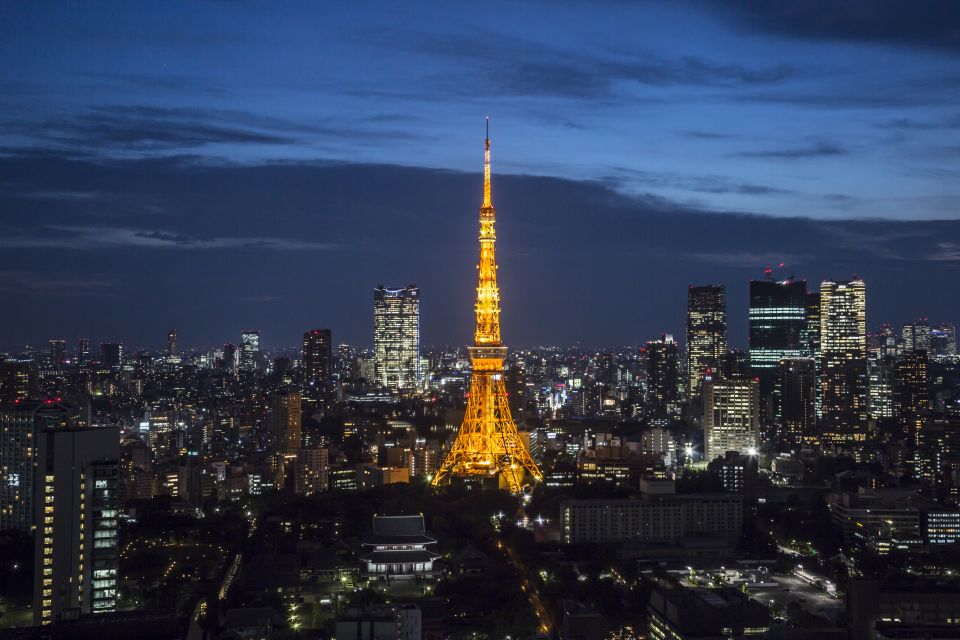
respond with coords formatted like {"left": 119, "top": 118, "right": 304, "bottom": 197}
{"left": 0, "top": 269, "right": 115, "bottom": 294}
{"left": 737, "top": 141, "right": 847, "bottom": 159}
{"left": 0, "top": 225, "right": 340, "bottom": 251}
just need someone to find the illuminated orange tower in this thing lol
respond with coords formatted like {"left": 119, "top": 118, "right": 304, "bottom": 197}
{"left": 432, "top": 120, "right": 542, "bottom": 494}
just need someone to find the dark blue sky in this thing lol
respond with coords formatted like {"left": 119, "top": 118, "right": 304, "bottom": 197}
{"left": 1, "top": 2, "right": 959, "bottom": 350}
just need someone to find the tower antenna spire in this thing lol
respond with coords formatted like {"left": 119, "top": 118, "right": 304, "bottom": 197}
{"left": 483, "top": 117, "right": 492, "bottom": 208}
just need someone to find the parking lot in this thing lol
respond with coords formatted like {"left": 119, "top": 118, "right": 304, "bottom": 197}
{"left": 748, "top": 574, "right": 844, "bottom": 623}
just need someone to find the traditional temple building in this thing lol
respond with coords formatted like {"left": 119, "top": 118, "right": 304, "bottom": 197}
{"left": 360, "top": 515, "right": 439, "bottom": 580}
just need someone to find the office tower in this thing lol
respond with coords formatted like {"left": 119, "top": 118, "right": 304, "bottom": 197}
{"left": 868, "top": 354, "right": 894, "bottom": 420}
{"left": 645, "top": 334, "right": 680, "bottom": 419}
{"left": 749, "top": 278, "right": 807, "bottom": 394}
{"left": 1, "top": 399, "right": 87, "bottom": 532}
{"left": 270, "top": 390, "right": 302, "bottom": 455}
{"left": 373, "top": 285, "right": 421, "bottom": 391}
{"left": 0, "top": 358, "right": 37, "bottom": 403}
{"left": 48, "top": 340, "right": 67, "bottom": 370}
{"left": 33, "top": 425, "right": 119, "bottom": 625}
{"left": 100, "top": 343, "right": 123, "bottom": 369}
{"left": 894, "top": 350, "right": 929, "bottom": 446}
{"left": 930, "top": 323, "right": 957, "bottom": 357}
{"left": 686, "top": 285, "right": 727, "bottom": 400}
{"left": 902, "top": 319, "right": 930, "bottom": 353}
{"left": 166, "top": 329, "right": 177, "bottom": 356}
{"left": 302, "top": 329, "right": 332, "bottom": 393}
{"left": 221, "top": 343, "right": 237, "bottom": 372}
{"left": 294, "top": 447, "right": 329, "bottom": 496}
{"left": 432, "top": 123, "right": 542, "bottom": 493}
{"left": 820, "top": 279, "right": 868, "bottom": 443}
{"left": 238, "top": 330, "right": 260, "bottom": 372}
{"left": 76, "top": 338, "right": 91, "bottom": 365}
{"left": 777, "top": 358, "right": 816, "bottom": 446}
{"left": 703, "top": 377, "right": 760, "bottom": 461}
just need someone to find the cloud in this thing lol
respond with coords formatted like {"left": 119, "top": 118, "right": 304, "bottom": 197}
{"left": 0, "top": 151, "right": 958, "bottom": 348}
{"left": 0, "top": 225, "right": 340, "bottom": 251}
{"left": 0, "top": 270, "right": 115, "bottom": 294}
{"left": 370, "top": 29, "right": 794, "bottom": 100}
{"left": 4, "top": 105, "right": 428, "bottom": 156}
{"left": 737, "top": 142, "right": 847, "bottom": 159}
{"left": 703, "top": 1, "right": 960, "bottom": 52}
{"left": 601, "top": 167, "right": 791, "bottom": 196}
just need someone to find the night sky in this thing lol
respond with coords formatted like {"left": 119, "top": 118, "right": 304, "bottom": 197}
{"left": 1, "top": 2, "right": 959, "bottom": 350}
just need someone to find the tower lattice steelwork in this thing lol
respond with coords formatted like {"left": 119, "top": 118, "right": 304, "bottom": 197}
{"left": 432, "top": 121, "right": 542, "bottom": 494}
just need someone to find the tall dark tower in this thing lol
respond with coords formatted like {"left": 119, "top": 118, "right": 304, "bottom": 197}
{"left": 302, "top": 329, "right": 332, "bottom": 393}
{"left": 749, "top": 277, "right": 807, "bottom": 395}
{"left": 686, "top": 285, "right": 727, "bottom": 400}
{"left": 646, "top": 334, "right": 680, "bottom": 420}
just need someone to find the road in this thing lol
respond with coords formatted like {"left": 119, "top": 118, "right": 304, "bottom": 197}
{"left": 498, "top": 539, "right": 553, "bottom": 637}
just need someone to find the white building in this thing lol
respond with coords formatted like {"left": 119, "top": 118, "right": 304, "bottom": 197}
{"left": 360, "top": 515, "right": 438, "bottom": 580}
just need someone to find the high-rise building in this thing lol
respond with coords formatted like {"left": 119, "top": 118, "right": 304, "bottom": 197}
{"left": 894, "top": 350, "right": 929, "bottom": 446}
{"left": 302, "top": 329, "right": 332, "bottom": 393}
{"left": 645, "top": 335, "right": 680, "bottom": 420}
{"left": 867, "top": 354, "right": 894, "bottom": 420}
{"left": 76, "top": 338, "right": 91, "bottom": 365}
{"left": 686, "top": 285, "right": 727, "bottom": 400}
{"left": 1, "top": 399, "right": 88, "bottom": 532}
{"left": 0, "top": 358, "right": 37, "bottom": 403}
{"left": 295, "top": 447, "right": 329, "bottom": 496}
{"left": 270, "top": 391, "right": 302, "bottom": 455}
{"left": 238, "top": 330, "right": 260, "bottom": 372}
{"left": 373, "top": 285, "right": 421, "bottom": 391}
{"left": 703, "top": 377, "right": 760, "bottom": 461}
{"left": 166, "top": 329, "right": 177, "bottom": 356}
{"left": 48, "top": 340, "right": 67, "bottom": 370}
{"left": 776, "top": 358, "right": 817, "bottom": 446}
{"left": 820, "top": 279, "right": 868, "bottom": 443}
{"left": 902, "top": 319, "right": 930, "bottom": 354}
{"left": 100, "top": 343, "right": 123, "bottom": 369}
{"left": 749, "top": 278, "right": 808, "bottom": 394}
{"left": 33, "top": 425, "right": 119, "bottom": 625}
{"left": 930, "top": 323, "right": 957, "bottom": 357}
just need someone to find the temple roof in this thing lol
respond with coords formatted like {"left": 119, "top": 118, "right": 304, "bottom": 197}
{"left": 362, "top": 515, "right": 436, "bottom": 545}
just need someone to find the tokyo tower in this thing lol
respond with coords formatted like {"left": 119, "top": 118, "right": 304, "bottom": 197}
{"left": 432, "top": 120, "right": 543, "bottom": 494}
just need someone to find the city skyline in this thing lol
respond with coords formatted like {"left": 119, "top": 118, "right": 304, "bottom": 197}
{"left": 1, "top": 2, "right": 959, "bottom": 348}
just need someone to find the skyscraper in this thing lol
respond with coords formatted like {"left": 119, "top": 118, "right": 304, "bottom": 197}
{"left": 703, "top": 377, "right": 760, "bottom": 461}
{"left": 302, "top": 329, "right": 332, "bottom": 393}
{"left": 33, "top": 425, "right": 119, "bottom": 624}
{"left": 820, "top": 279, "right": 867, "bottom": 443}
{"left": 930, "top": 323, "right": 957, "bottom": 357}
{"left": 100, "top": 343, "right": 123, "bottom": 369}
{"left": 373, "top": 285, "right": 421, "bottom": 391}
{"left": 76, "top": 338, "right": 90, "bottom": 365}
{"left": 48, "top": 340, "right": 67, "bottom": 370}
{"left": 645, "top": 334, "right": 680, "bottom": 420}
{"left": 1, "top": 399, "right": 88, "bottom": 532}
{"left": 686, "top": 285, "right": 727, "bottom": 400}
{"left": 749, "top": 278, "right": 808, "bottom": 394}
{"left": 238, "top": 330, "right": 260, "bottom": 372}
{"left": 902, "top": 319, "right": 930, "bottom": 354}
{"left": 166, "top": 329, "right": 177, "bottom": 356}
{"left": 776, "top": 358, "right": 817, "bottom": 446}
{"left": 270, "top": 390, "right": 302, "bottom": 455}
{"left": 894, "top": 350, "right": 929, "bottom": 446}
